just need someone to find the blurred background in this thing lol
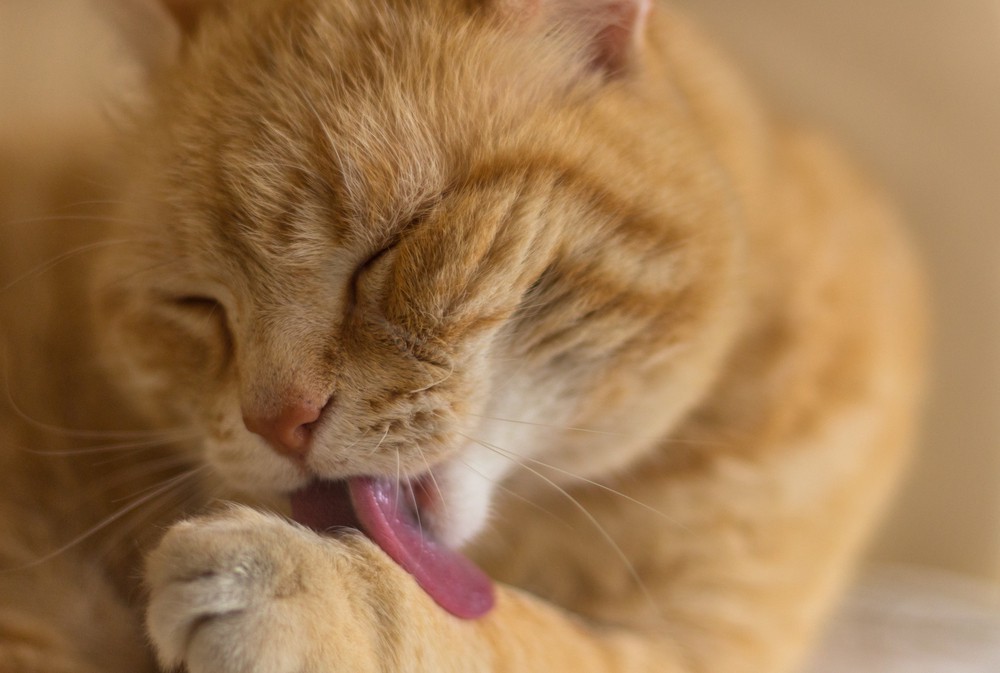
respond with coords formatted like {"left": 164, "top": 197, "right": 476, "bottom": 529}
{"left": 673, "top": 0, "right": 1000, "bottom": 585}
{"left": 2, "top": 0, "right": 999, "bottom": 668}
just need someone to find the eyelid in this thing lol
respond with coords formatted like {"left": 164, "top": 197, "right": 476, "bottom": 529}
{"left": 355, "top": 242, "right": 398, "bottom": 282}
{"left": 173, "top": 295, "right": 222, "bottom": 311}
{"left": 360, "top": 245, "right": 395, "bottom": 272}
{"left": 349, "top": 243, "right": 398, "bottom": 309}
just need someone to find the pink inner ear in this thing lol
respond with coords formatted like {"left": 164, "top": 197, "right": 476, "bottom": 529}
{"left": 493, "top": 0, "right": 652, "bottom": 75}
{"left": 588, "top": 0, "right": 652, "bottom": 74}
{"left": 162, "top": 0, "right": 211, "bottom": 33}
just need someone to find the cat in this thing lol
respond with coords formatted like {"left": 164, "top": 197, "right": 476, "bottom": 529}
{"left": 0, "top": 0, "right": 926, "bottom": 671}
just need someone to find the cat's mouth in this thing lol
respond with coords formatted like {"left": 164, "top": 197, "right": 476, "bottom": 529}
{"left": 289, "top": 476, "right": 494, "bottom": 619}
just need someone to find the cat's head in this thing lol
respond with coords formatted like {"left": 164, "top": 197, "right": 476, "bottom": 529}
{"left": 97, "top": 0, "right": 743, "bottom": 549}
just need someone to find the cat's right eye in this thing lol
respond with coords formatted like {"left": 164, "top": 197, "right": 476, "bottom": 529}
{"left": 172, "top": 295, "right": 223, "bottom": 313}
{"left": 165, "top": 295, "right": 230, "bottom": 331}
{"left": 165, "top": 294, "right": 233, "bottom": 352}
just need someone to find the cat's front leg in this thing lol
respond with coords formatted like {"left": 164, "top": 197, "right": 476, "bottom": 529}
{"left": 146, "top": 506, "right": 377, "bottom": 672}
{"left": 145, "top": 507, "right": 678, "bottom": 673}
{"left": 145, "top": 506, "right": 489, "bottom": 673}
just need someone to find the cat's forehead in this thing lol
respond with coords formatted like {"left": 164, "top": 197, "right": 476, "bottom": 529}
{"left": 155, "top": 0, "right": 582, "bottom": 257}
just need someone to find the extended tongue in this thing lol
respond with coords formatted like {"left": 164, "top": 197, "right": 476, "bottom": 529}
{"left": 348, "top": 477, "right": 495, "bottom": 619}
{"left": 289, "top": 477, "right": 495, "bottom": 620}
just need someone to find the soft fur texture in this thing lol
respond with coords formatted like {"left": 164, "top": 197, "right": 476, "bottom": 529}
{"left": 0, "top": 0, "right": 925, "bottom": 672}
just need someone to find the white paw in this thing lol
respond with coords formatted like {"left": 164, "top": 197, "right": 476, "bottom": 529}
{"left": 145, "top": 507, "right": 382, "bottom": 673}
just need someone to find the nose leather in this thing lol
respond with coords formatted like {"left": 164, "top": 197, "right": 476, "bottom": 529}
{"left": 243, "top": 399, "right": 325, "bottom": 459}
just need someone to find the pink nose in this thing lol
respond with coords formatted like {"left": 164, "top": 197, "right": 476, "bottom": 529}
{"left": 243, "top": 400, "right": 325, "bottom": 459}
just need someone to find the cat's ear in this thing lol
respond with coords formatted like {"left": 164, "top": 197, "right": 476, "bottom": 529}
{"left": 100, "top": 0, "right": 221, "bottom": 72}
{"left": 159, "top": 0, "right": 214, "bottom": 34}
{"left": 490, "top": 0, "right": 652, "bottom": 76}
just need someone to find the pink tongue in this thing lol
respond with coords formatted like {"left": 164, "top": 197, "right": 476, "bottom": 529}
{"left": 289, "top": 478, "right": 494, "bottom": 619}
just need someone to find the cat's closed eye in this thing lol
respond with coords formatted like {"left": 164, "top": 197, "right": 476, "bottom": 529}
{"left": 166, "top": 294, "right": 229, "bottom": 329}
{"left": 158, "top": 293, "right": 233, "bottom": 364}
{"left": 172, "top": 295, "right": 224, "bottom": 314}
{"left": 350, "top": 245, "right": 397, "bottom": 309}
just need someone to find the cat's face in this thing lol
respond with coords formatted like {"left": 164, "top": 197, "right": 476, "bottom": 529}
{"left": 98, "top": 0, "right": 742, "bottom": 548}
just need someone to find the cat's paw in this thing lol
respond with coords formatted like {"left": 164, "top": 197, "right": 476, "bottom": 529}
{"left": 145, "top": 507, "right": 391, "bottom": 673}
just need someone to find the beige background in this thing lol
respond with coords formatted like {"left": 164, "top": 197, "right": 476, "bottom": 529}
{"left": 3, "top": 1, "right": 999, "bottom": 581}
{"left": 674, "top": 0, "right": 1000, "bottom": 582}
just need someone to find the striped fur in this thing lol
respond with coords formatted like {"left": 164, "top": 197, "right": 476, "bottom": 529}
{"left": 0, "top": 1, "right": 925, "bottom": 672}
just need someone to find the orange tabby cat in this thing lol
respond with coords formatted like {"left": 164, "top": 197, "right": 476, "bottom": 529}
{"left": 0, "top": 0, "right": 925, "bottom": 671}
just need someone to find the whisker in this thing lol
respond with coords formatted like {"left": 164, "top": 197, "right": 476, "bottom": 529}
{"left": 0, "top": 213, "right": 151, "bottom": 229}
{"left": 1, "top": 352, "right": 194, "bottom": 440}
{"left": 77, "top": 455, "right": 199, "bottom": 503}
{"left": 4, "top": 466, "right": 208, "bottom": 573}
{"left": 469, "top": 413, "right": 631, "bottom": 438}
{"left": 91, "top": 258, "right": 189, "bottom": 295}
{"left": 459, "top": 432, "right": 664, "bottom": 621}
{"left": 469, "top": 413, "right": 731, "bottom": 448}
{"left": 456, "top": 458, "right": 571, "bottom": 528}
{"left": 107, "top": 458, "right": 202, "bottom": 503}
{"left": 483, "top": 443, "right": 689, "bottom": 531}
{"left": 18, "top": 431, "right": 198, "bottom": 457}
{"left": 94, "top": 472, "right": 207, "bottom": 563}
{"left": 394, "top": 446, "right": 403, "bottom": 520}
{"left": 338, "top": 427, "right": 372, "bottom": 455}
{"left": 92, "top": 446, "right": 190, "bottom": 467}
{"left": 407, "top": 468, "right": 424, "bottom": 539}
{"left": 414, "top": 443, "right": 447, "bottom": 522}
{"left": 366, "top": 425, "right": 391, "bottom": 457}
{"left": 20, "top": 198, "right": 126, "bottom": 214}
{"left": 408, "top": 354, "right": 456, "bottom": 394}
{"left": 1, "top": 238, "right": 140, "bottom": 295}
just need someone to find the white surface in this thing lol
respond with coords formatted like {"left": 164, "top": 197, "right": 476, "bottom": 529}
{"left": 806, "top": 568, "right": 1000, "bottom": 672}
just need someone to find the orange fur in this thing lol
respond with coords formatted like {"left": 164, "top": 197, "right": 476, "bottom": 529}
{"left": 0, "top": 1, "right": 924, "bottom": 672}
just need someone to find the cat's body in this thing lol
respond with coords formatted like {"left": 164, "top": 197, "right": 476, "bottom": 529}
{"left": 0, "top": 1, "right": 924, "bottom": 672}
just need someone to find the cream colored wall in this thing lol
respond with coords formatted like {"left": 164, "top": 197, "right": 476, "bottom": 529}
{"left": 674, "top": 0, "right": 1000, "bottom": 581}
{"left": 3, "top": 1, "right": 998, "bottom": 581}
{"left": 0, "top": 2, "right": 126, "bottom": 146}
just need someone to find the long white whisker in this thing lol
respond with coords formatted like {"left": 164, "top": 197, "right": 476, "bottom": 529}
{"left": 95, "top": 475, "right": 206, "bottom": 562}
{"left": 409, "top": 358, "right": 455, "bottom": 393}
{"left": 18, "top": 431, "right": 199, "bottom": 457}
{"left": 394, "top": 446, "right": 403, "bottom": 520}
{"left": 4, "top": 466, "right": 208, "bottom": 573}
{"left": 0, "top": 213, "right": 147, "bottom": 229}
{"left": 366, "top": 425, "right": 391, "bottom": 457}
{"left": 485, "top": 443, "right": 688, "bottom": 531}
{"left": 469, "top": 413, "right": 630, "bottom": 437}
{"left": 0, "top": 349, "right": 194, "bottom": 440}
{"left": 407, "top": 472, "right": 424, "bottom": 539}
{"left": 107, "top": 458, "right": 202, "bottom": 502}
{"left": 333, "top": 428, "right": 369, "bottom": 458}
{"left": 1, "top": 238, "right": 137, "bottom": 294}
{"left": 414, "top": 443, "right": 447, "bottom": 523}
{"left": 469, "top": 413, "right": 731, "bottom": 448}
{"left": 459, "top": 433, "right": 663, "bottom": 621}
{"left": 75, "top": 456, "right": 197, "bottom": 503}
{"left": 456, "top": 458, "right": 571, "bottom": 528}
